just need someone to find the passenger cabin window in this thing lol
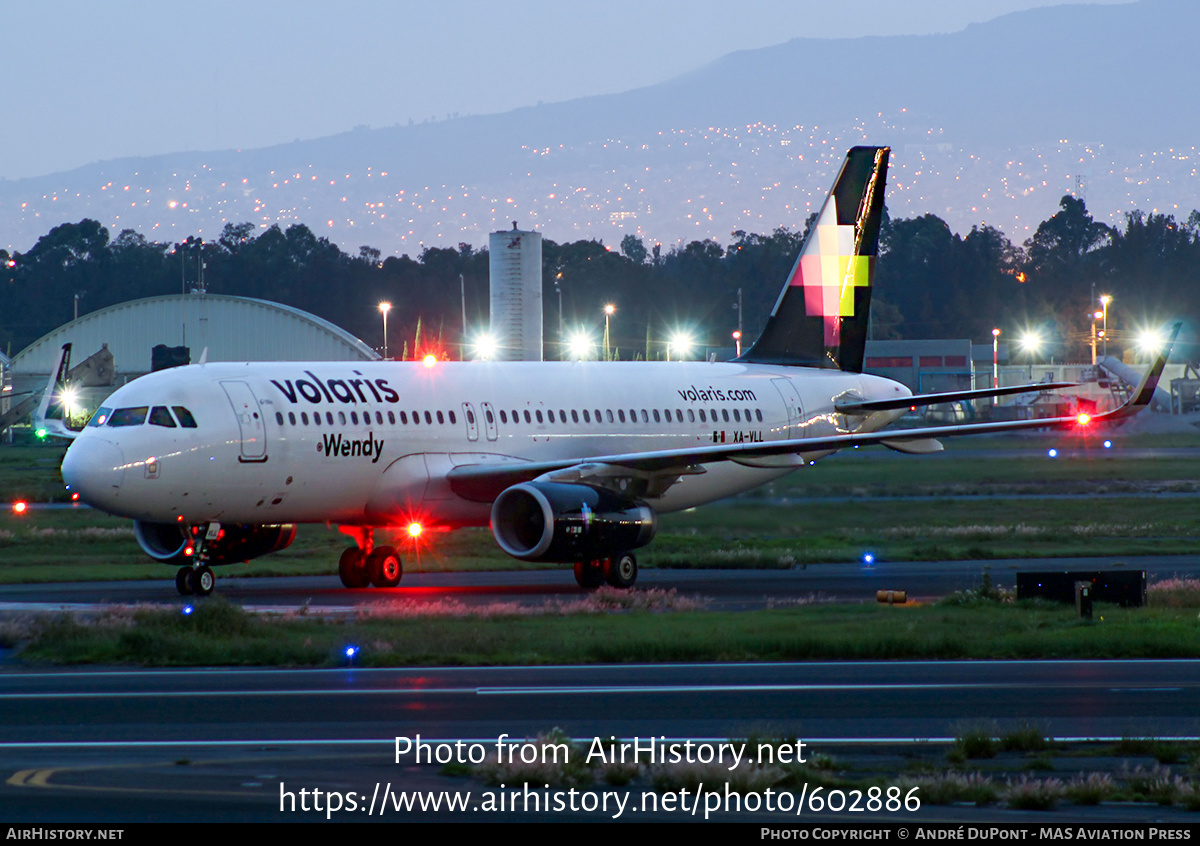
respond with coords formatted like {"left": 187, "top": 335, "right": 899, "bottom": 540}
{"left": 109, "top": 406, "right": 149, "bottom": 427}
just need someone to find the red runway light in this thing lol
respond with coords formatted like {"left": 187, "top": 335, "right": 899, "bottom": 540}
{"left": 12, "top": 501, "right": 28, "bottom": 515}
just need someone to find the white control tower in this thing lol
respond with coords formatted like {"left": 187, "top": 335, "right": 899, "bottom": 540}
{"left": 488, "top": 223, "right": 543, "bottom": 361}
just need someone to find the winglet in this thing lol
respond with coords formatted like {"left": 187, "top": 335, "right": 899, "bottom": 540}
{"left": 1097, "top": 322, "right": 1179, "bottom": 421}
{"left": 30, "top": 343, "right": 80, "bottom": 440}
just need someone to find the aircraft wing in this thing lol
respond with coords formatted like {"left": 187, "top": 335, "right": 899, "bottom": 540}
{"left": 834, "top": 381, "right": 1078, "bottom": 414}
{"left": 448, "top": 325, "right": 1177, "bottom": 503}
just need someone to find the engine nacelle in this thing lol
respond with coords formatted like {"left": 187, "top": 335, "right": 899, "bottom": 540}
{"left": 133, "top": 521, "right": 297, "bottom": 566}
{"left": 490, "top": 482, "right": 656, "bottom": 562}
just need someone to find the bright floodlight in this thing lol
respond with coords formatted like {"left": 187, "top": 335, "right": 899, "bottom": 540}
{"left": 566, "top": 330, "right": 595, "bottom": 360}
{"left": 470, "top": 332, "right": 497, "bottom": 360}
{"left": 1136, "top": 328, "right": 1166, "bottom": 355}
{"left": 670, "top": 331, "right": 696, "bottom": 359}
{"left": 58, "top": 386, "right": 78, "bottom": 418}
{"left": 1018, "top": 332, "right": 1042, "bottom": 354}
{"left": 604, "top": 304, "right": 615, "bottom": 316}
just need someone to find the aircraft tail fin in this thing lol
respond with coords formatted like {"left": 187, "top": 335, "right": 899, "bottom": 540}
{"left": 739, "top": 146, "right": 889, "bottom": 372}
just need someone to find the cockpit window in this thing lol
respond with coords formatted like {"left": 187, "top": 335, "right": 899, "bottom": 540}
{"left": 88, "top": 407, "right": 113, "bottom": 427}
{"left": 149, "top": 406, "right": 177, "bottom": 428}
{"left": 108, "top": 406, "right": 148, "bottom": 427}
{"left": 172, "top": 406, "right": 198, "bottom": 428}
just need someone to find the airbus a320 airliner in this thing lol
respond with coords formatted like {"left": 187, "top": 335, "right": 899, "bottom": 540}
{"left": 60, "top": 147, "right": 1175, "bottom": 595}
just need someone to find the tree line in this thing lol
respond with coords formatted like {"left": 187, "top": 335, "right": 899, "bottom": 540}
{"left": 2, "top": 195, "right": 1197, "bottom": 363}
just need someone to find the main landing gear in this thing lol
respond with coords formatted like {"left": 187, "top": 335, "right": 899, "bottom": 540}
{"left": 338, "top": 527, "right": 403, "bottom": 588}
{"left": 574, "top": 552, "right": 638, "bottom": 590}
{"left": 175, "top": 563, "right": 215, "bottom": 597}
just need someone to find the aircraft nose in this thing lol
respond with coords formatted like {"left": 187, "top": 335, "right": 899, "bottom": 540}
{"left": 62, "top": 437, "right": 126, "bottom": 510}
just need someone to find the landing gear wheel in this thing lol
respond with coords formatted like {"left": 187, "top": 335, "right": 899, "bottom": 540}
{"left": 574, "top": 560, "right": 605, "bottom": 589}
{"left": 175, "top": 566, "right": 194, "bottom": 596}
{"left": 338, "top": 547, "right": 369, "bottom": 588}
{"left": 193, "top": 565, "right": 215, "bottom": 596}
{"left": 366, "top": 545, "right": 402, "bottom": 588}
{"left": 604, "top": 552, "right": 638, "bottom": 589}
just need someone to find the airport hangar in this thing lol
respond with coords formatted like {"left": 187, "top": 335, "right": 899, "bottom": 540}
{"left": 3, "top": 293, "right": 379, "bottom": 436}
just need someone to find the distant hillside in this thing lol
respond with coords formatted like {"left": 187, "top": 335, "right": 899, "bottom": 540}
{"left": 2, "top": 0, "right": 1195, "bottom": 253}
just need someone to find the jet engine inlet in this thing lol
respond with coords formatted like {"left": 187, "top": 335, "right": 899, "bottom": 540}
{"left": 490, "top": 481, "right": 656, "bottom": 562}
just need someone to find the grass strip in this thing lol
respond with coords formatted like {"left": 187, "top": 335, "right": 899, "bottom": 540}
{"left": 7, "top": 595, "right": 1200, "bottom": 667}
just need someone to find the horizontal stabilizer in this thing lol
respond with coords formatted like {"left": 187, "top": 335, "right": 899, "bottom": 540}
{"left": 835, "top": 382, "right": 1077, "bottom": 414}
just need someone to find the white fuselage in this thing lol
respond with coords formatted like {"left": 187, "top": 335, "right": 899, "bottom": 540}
{"left": 61, "top": 359, "right": 911, "bottom": 529}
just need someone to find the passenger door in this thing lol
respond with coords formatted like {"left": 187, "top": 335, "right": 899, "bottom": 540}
{"left": 221, "top": 380, "right": 268, "bottom": 462}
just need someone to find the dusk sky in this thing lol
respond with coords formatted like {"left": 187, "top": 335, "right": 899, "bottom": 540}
{"left": 1, "top": 1, "right": 1127, "bottom": 181}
